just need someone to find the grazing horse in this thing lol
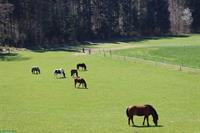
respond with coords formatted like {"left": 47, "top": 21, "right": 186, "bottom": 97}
{"left": 71, "top": 69, "right": 78, "bottom": 77}
{"left": 77, "top": 63, "right": 87, "bottom": 71}
{"left": 54, "top": 68, "right": 66, "bottom": 78}
{"left": 74, "top": 77, "right": 87, "bottom": 88}
{"left": 31, "top": 66, "right": 40, "bottom": 74}
{"left": 126, "top": 104, "right": 158, "bottom": 126}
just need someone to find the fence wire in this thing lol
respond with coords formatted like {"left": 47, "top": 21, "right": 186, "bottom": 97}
{"left": 83, "top": 48, "right": 200, "bottom": 74}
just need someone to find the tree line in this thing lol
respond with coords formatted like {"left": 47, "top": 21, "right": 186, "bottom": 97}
{"left": 0, "top": 0, "right": 199, "bottom": 48}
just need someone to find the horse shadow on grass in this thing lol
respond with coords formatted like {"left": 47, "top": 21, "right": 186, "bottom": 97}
{"left": 54, "top": 77, "right": 67, "bottom": 79}
{"left": 132, "top": 125, "right": 164, "bottom": 128}
{"left": 76, "top": 86, "right": 88, "bottom": 89}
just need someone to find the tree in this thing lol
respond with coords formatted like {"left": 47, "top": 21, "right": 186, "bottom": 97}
{"left": 187, "top": 0, "right": 200, "bottom": 32}
{"left": 0, "top": 2, "right": 14, "bottom": 46}
{"left": 181, "top": 8, "right": 193, "bottom": 33}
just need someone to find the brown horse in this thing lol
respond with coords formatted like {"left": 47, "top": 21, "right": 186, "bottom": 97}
{"left": 126, "top": 104, "right": 158, "bottom": 126}
{"left": 74, "top": 77, "right": 87, "bottom": 89}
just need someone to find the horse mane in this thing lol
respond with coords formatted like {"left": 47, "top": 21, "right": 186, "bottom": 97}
{"left": 144, "top": 104, "right": 158, "bottom": 120}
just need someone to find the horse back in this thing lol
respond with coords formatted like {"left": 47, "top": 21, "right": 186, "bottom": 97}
{"left": 127, "top": 105, "right": 150, "bottom": 117}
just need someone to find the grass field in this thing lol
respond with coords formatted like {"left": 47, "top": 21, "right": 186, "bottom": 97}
{"left": 0, "top": 49, "right": 200, "bottom": 133}
{"left": 108, "top": 35, "right": 200, "bottom": 68}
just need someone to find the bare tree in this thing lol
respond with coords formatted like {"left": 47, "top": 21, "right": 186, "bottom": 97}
{"left": 181, "top": 8, "right": 193, "bottom": 33}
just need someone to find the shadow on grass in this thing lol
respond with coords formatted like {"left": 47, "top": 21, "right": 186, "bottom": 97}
{"left": 0, "top": 53, "right": 31, "bottom": 61}
{"left": 86, "top": 34, "right": 190, "bottom": 45}
{"left": 132, "top": 125, "right": 164, "bottom": 128}
{"left": 54, "top": 77, "right": 67, "bottom": 79}
{"left": 28, "top": 46, "right": 81, "bottom": 53}
{"left": 76, "top": 87, "right": 88, "bottom": 89}
{"left": 23, "top": 35, "right": 191, "bottom": 52}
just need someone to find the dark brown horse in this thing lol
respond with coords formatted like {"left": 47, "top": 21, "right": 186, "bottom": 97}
{"left": 71, "top": 69, "right": 78, "bottom": 77}
{"left": 77, "top": 63, "right": 87, "bottom": 71}
{"left": 31, "top": 66, "right": 40, "bottom": 74}
{"left": 74, "top": 77, "right": 87, "bottom": 88}
{"left": 126, "top": 104, "right": 158, "bottom": 126}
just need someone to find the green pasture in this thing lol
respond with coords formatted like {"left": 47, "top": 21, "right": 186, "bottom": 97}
{"left": 95, "top": 34, "right": 200, "bottom": 68}
{"left": 113, "top": 45, "right": 200, "bottom": 68}
{"left": 0, "top": 49, "right": 200, "bottom": 133}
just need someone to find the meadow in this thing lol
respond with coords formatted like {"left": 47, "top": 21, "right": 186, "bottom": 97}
{"left": 0, "top": 35, "right": 200, "bottom": 133}
{"left": 110, "top": 35, "right": 200, "bottom": 68}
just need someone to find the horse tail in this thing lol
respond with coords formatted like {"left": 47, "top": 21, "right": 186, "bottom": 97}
{"left": 126, "top": 107, "right": 129, "bottom": 117}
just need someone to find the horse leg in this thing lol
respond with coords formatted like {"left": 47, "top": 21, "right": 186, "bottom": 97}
{"left": 146, "top": 116, "right": 149, "bottom": 126}
{"left": 131, "top": 116, "right": 134, "bottom": 126}
{"left": 78, "top": 83, "right": 81, "bottom": 88}
{"left": 143, "top": 116, "right": 146, "bottom": 125}
{"left": 128, "top": 118, "right": 131, "bottom": 126}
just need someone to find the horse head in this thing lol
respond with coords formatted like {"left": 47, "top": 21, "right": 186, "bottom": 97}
{"left": 152, "top": 112, "right": 158, "bottom": 126}
{"left": 145, "top": 104, "right": 159, "bottom": 126}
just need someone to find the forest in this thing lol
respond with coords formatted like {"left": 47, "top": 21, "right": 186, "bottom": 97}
{"left": 0, "top": 0, "right": 200, "bottom": 48}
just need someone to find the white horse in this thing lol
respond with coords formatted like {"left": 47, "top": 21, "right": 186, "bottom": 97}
{"left": 54, "top": 68, "right": 66, "bottom": 78}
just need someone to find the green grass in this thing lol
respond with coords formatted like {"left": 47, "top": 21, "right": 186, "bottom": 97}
{"left": 114, "top": 45, "right": 200, "bottom": 68}
{"left": 0, "top": 50, "right": 200, "bottom": 133}
{"left": 111, "top": 35, "right": 200, "bottom": 68}
{"left": 87, "top": 34, "right": 200, "bottom": 49}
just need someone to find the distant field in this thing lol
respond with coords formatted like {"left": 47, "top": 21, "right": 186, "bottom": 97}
{"left": 0, "top": 50, "right": 200, "bottom": 133}
{"left": 109, "top": 35, "right": 200, "bottom": 68}
{"left": 113, "top": 45, "right": 200, "bottom": 68}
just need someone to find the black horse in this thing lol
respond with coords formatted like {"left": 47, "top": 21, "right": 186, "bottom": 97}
{"left": 74, "top": 77, "right": 87, "bottom": 88}
{"left": 54, "top": 68, "right": 66, "bottom": 78}
{"left": 77, "top": 63, "right": 87, "bottom": 71}
{"left": 71, "top": 69, "right": 78, "bottom": 77}
{"left": 126, "top": 104, "right": 159, "bottom": 126}
{"left": 31, "top": 66, "right": 40, "bottom": 74}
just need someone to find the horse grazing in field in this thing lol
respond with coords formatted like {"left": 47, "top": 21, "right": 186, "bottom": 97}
{"left": 54, "top": 68, "right": 66, "bottom": 78}
{"left": 71, "top": 69, "right": 78, "bottom": 77}
{"left": 126, "top": 104, "right": 158, "bottom": 126}
{"left": 74, "top": 77, "right": 87, "bottom": 89}
{"left": 77, "top": 63, "right": 87, "bottom": 71}
{"left": 31, "top": 66, "right": 40, "bottom": 74}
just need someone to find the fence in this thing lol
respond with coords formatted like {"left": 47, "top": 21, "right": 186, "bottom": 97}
{"left": 82, "top": 48, "right": 200, "bottom": 74}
